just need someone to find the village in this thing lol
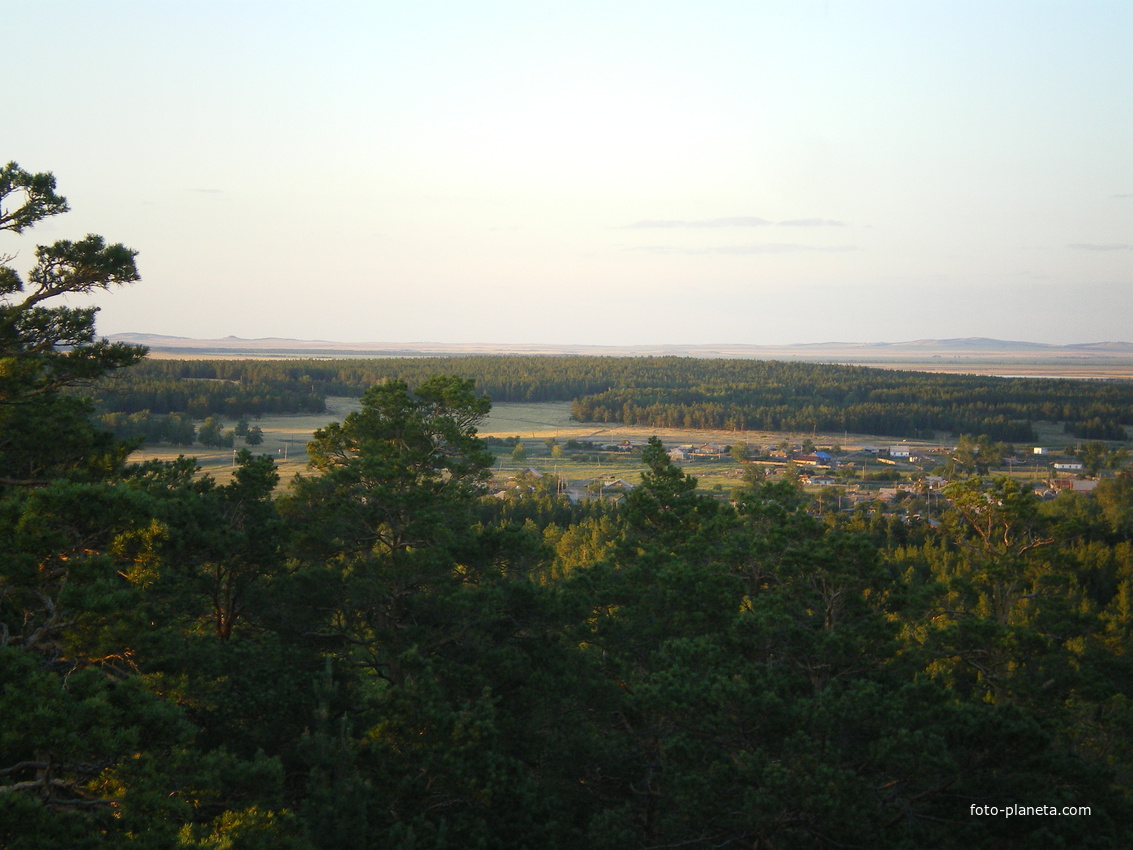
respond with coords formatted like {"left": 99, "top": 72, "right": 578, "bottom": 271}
{"left": 484, "top": 433, "right": 1124, "bottom": 515}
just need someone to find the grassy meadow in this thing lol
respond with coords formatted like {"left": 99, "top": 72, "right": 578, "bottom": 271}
{"left": 128, "top": 397, "right": 1064, "bottom": 496}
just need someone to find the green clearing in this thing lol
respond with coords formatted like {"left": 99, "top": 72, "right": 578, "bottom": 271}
{"left": 128, "top": 398, "right": 1121, "bottom": 495}
{"left": 131, "top": 399, "right": 770, "bottom": 488}
{"left": 127, "top": 396, "right": 363, "bottom": 484}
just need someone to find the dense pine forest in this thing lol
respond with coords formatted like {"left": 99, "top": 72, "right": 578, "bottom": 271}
{"left": 4, "top": 163, "right": 1133, "bottom": 847}
{"left": 92, "top": 355, "right": 1133, "bottom": 444}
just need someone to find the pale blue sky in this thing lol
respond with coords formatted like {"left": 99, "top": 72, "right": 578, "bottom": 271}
{"left": 6, "top": 1, "right": 1131, "bottom": 345}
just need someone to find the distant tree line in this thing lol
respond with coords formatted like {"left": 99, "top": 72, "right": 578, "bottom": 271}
{"left": 87, "top": 370, "right": 325, "bottom": 418}
{"left": 565, "top": 361, "right": 1133, "bottom": 441}
{"left": 91, "top": 356, "right": 1133, "bottom": 442}
{"left": 93, "top": 411, "right": 265, "bottom": 448}
{"left": 95, "top": 409, "right": 197, "bottom": 445}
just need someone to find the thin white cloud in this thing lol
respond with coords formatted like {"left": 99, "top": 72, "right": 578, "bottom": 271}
{"left": 623, "top": 217, "right": 772, "bottom": 229}
{"left": 623, "top": 245, "right": 711, "bottom": 254}
{"left": 715, "top": 243, "right": 857, "bottom": 254}
{"left": 622, "top": 216, "right": 848, "bottom": 229}
{"left": 624, "top": 243, "right": 857, "bottom": 255}
{"left": 777, "top": 218, "right": 847, "bottom": 227}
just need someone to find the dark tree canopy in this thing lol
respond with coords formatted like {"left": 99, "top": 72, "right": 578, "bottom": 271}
{"left": 288, "top": 374, "right": 492, "bottom": 558}
{"left": 0, "top": 161, "right": 69, "bottom": 235}
{"left": 1, "top": 162, "right": 145, "bottom": 485}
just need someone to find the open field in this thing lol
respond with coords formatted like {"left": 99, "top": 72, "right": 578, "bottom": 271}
{"left": 131, "top": 398, "right": 1054, "bottom": 494}
{"left": 481, "top": 401, "right": 963, "bottom": 456}
{"left": 128, "top": 396, "right": 364, "bottom": 485}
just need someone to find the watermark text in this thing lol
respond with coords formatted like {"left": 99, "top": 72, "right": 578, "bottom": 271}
{"left": 969, "top": 804, "right": 1090, "bottom": 817}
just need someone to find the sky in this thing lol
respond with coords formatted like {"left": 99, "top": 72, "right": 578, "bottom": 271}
{"left": 5, "top": 1, "right": 1132, "bottom": 346}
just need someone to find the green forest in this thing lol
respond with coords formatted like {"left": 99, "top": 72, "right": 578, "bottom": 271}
{"left": 5, "top": 164, "right": 1133, "bottom": 847}
{"left": 91, "top": 354, "right": 1133, "bottom": 446}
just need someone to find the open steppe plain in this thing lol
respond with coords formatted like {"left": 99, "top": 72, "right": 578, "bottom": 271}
{"left": 121, "top": 333, "right": 1133, "bottom": 379}
{"left": 128, "top": 398, "right": 996, "bottom": 493}
{"left": 120, "top": 335, "right": 1133, "bottom": 488}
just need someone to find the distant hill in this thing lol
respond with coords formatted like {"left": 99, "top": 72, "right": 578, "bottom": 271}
{"left": 107, "top": 333, "right": 1133, "bottom": 354}
{"left": 878, "top": 338, "right": 1056, "bottom": 351}
{"left": 794, "top": 338, "right": 1133, "bottom": 353}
